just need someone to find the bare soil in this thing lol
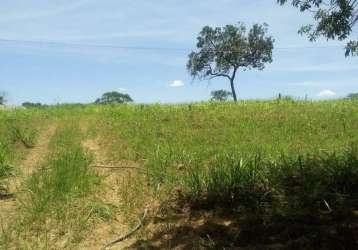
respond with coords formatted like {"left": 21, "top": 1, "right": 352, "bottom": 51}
{"left": 80, "top": 138, "right": 143, "bottom": 250}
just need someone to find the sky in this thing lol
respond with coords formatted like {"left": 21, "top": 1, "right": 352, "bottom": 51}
{"left": 0, "top": 0, "right": 357, "bottom": 105}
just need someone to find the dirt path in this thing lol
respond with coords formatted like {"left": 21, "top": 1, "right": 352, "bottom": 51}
{"left": 21, "top": 124, "right": 57, "bottom": 176}
{"left": 0, "top": 124, "right": 56, "bottom": 230}
{"left": 80, "top": 138, "right": 141, "bottom": 250}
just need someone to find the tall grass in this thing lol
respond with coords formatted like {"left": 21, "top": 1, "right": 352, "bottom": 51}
{"left": 0, "top": 108, "right": 49, "bottom": 199}
{"left": 25, "top": 144, "right": 98, "bottom": 221}
{"left": 1, "top": 100, "right": 357, "bottom": 248}
{"left": 2, "top": 120, "right": 102, "bottom": 249}
{"left": 182, "top": 146, "right": 358, "bottom": 213}
{"left": 0, "top": 108, "right": 46, "bottom": 163}
{"left": 94, "top": 100, "right": 357, "bottom": 160}
{"left": 89, "top": 100, "right": 358, "bottom": 218}
{"left": 0, "top": 142, "right": 14, "bottom": 195}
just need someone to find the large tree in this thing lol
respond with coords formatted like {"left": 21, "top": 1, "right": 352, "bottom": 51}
{"left": 95, "top": 91, "right": 133, "bottom": 104}
{"left": 278, "top": 0, "right": 358, "bottom": 56}
{"left": 187, "top": 23, "right": 274, "bottom": 101}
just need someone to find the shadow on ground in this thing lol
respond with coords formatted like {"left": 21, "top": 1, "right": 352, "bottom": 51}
{"left": 125, "top": 203, "right": 358, "bottom": 250}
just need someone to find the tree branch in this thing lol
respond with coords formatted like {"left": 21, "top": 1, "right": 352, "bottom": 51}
{"left": 206, "top": 64, "right": 231, "bottom": 80}
{"left": 102, "top": 208, "right": 148, "bottom": 250}
{"left": 208, "top": 72, "right": 231, "bottom": 80}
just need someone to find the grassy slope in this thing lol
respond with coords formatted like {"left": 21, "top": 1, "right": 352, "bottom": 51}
{"left": 0, "top": 100, "right": 357, "bottom": 249}
{"left": 92, "top": 100, "right": 357, "bottom": 188}
{"left": 90, "top": 100, "right": 358, "bottom": 249}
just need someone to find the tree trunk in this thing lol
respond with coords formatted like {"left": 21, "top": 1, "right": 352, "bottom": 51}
{"left": 230, "top": 78, "right": 238, "bottom": 102}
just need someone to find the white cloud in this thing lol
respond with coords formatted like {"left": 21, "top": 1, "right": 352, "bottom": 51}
{"left": 170, "top": 80, "right": 185, "bottom": 87}
{"left": 118, "top": 87, "right": 127, "bottom": 92}
{"left": 317, "top": 89, "right": 336, "bottom": 98}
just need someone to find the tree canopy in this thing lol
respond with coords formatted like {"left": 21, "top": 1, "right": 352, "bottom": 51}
{"left": 0, "top": 92, "right": 6, "bottom": 105}
{"left": 211, "top": 90, "right": 233, "bottom": 101}
{"left": 22, "top": 102, "right": 45, "bottom": 108}
{"left": 346, "top": 92, "right": 358, "bottom": 99}
{"left": 187, "top": 23, "right": 274, "bottom": 101}
{"left": 278, "top": 0, "right": 358, "bottom": 56}
{"left": 95, "top": 91, "right": 133, "bottom": 104}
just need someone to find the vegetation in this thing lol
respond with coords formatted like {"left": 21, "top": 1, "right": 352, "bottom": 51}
{"left": 22, "top": 102, "right": 45, "bottom": 108}
{"left": 210, "top": 89, "right": 232, "bottom": 101}
{"left": 0, "top": 142, "right": 14, "bottom": 196}
{"left": 347, "top": 92, "right": 358, "bottom": 99}
{"left": 91, "top": 100, "right": 358, "bottom": 248}
{"left": 0, "top": 100, "right": 357, "bottom": 249}
{"left": 0, "top": 92, "right": 6, "bottom": 105}
{"left": 19, "top": 122, "right": 101, "bottom": 248}
{"left": 1, "top": 2, "right": 356, "bottom": 249}
{"left": 278, "top": 0, "right": 358, "bottom": 56}
{"left": 95, "top": 91, "right": 133, "bottom": 104}
{"left": 187, "top": 23, "right": 274, "bottom": 101}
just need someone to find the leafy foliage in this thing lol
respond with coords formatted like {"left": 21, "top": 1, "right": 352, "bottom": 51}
{"left": 278, "top": 0, "right": 358, "bottom": 56}
{"left": 95, "top": 91, "right": 133, "bottom": 104}
{"left": 211, "top": 90, "right": 233, "bottom": 101}
{"left": 187, "top": 23, "right": 274, "bottom": 101}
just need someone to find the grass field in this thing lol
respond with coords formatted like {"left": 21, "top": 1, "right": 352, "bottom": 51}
{"left": 1, "top": 100, "right": 357, "bottom": 249}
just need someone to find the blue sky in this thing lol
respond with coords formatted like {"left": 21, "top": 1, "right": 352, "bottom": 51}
{"left": 0, "top": 0, "right": 357, "bottom": 105}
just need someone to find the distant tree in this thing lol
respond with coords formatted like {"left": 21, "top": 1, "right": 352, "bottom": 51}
{"left": 22, "top": 102, "right": 43, "bottom": 108}
{"left": 0, "top": 92, "right": 7, "bottom": 105}
{"left": 346, "top": 92, "right": 358, "bottom": 99}
{"left": 211, "top": 90, "right": 233, "bottom": 101}
{"left": 187, "top": 23, "right": 274, "bottom": 102}
{"left": 95, "top": 91, "right": 133, "bottom": 104}
{"left": 277, "top": 0, "right": 358, "bottom": 56}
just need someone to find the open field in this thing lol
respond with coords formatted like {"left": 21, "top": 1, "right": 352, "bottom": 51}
{"left": 1, "top": 100, "right": 358, "bottom": 249}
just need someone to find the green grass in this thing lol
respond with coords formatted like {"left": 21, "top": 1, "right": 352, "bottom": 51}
{"left": 90, "top": 100, "right": 357, "bottom": 193}
{"left": 182, "top": 146, "right": 358, "bottom": 212}
{"left": 84, "top": 100, "right": 357, "bottom": 248}
{"left": 1, "top": 120, "right": 102, "bottom": 249}
{"left": 0, "top": 100, "right": 357, "bottom": 249}
{"left": 0, "top": 142, "right": 14, "bottom": 195}
{"left": 0, "top": 108, "right": 48, "bottom": 196}
{"left": 0, "top": 108, "right": 46, "bottom": 163}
